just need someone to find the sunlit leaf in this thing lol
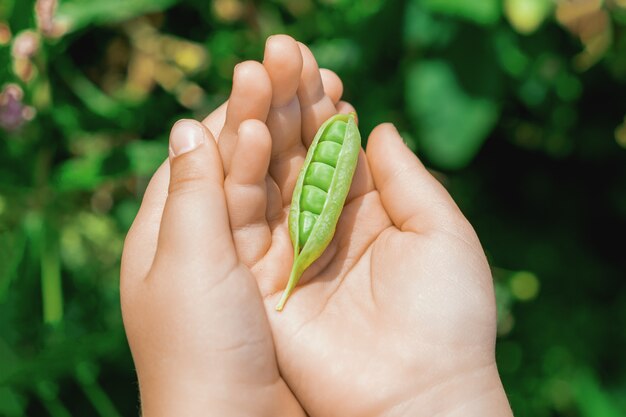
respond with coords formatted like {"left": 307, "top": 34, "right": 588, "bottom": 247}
{"left": 404, "top": 0, "right": 456, "bottom": 48}
{"left": 55, "top": 57, "right": 132, "bottom": 124}
{"left": 0, "top": 0, "right": 15, "bottom": 21}
{"left": 505, "top": 0, "right": 553, "bottom": 35}
{"left": 310, "top": 39, "right": 361, "bottom": 72}
{"left": 406, "top": 60, "right": 499, "bottom": 169}
{"left": 57, "top": 0, "right": 177, "bottom": 34}
{"left": 40, "top": 225, "right": 63, "bottom": 325}
{"left": 125, "top": 140, "right": 168, "bottom": 176}
{"left": 0, "top": 386, "right": 24, "bottom": 417}
{"left": 423, "top": 0, "right": 501, "bottom": 25}
{"left": 53, "top": 154, "right": 106, "bottom": 191}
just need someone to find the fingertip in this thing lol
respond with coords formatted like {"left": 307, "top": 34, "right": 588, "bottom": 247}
{"left": 366, "top": 122, "right": 401, "bottom": 153}
{"left": 367, "top": 122, "right": 425, "bottom": 186}
{"left": 297, "top": 42, "right": 340, "bottom": 143}
{"left": 169, "top": 119, "right": 210, "bottom": 158}
{"left": 296, "top": 41, "right": 310, "bottom": 56}
{"left": 297, "top": 43, "right": 324, "bottom": 107}
{"left": 320, "top": 68, "right": 343, "bottom": 104}
{"left": 168, "top": 119, "right": 223, "bottom": 189}
{"left": 232, "top": 60, "right": 272, "bottom": 95}
{"left": 224, "top": 60, "right": 272, "bottom": 140}
{"left": 371, "top": 122, "right": 399, "bottom": 136}
{"left": 238, "top": 119, "right": 271, "bottom": 152}
{"left": 234, "top": 60, "right": 262, "bottom": 75}
{"left": 336, "top": 101, "right": 356, "bottom": 118}
{"left": 367, "top": 122, "right": 467, "bottom": 233}
{"left": 263, "top": 35, "right": 302, "bottom": 106}
{"left": 231, "top": 119, "right": 272, "bottom": 183}
{"left": 265, "top": 34, "right": 299, "bottom": 56}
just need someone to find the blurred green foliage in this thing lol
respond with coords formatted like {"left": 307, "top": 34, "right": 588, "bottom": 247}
{"left": 1, "top": 0, "right": 626, "bottom": 415}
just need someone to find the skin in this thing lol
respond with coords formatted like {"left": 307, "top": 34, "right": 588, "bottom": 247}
{"left": 121, "top": 35, "right": 514, "bottom": 416}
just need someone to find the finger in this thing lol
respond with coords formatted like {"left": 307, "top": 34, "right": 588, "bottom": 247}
{"left": 124, "top": 98, "right": 232, "bottom": 289}
{"left": 125, "top": 98, "right": 231, "bottom": 288}
{"left": 219, "top": 61, "right": 272, "bottom": 174}
{"left": 366, "top": 123, "right": 464, "bottom": 233}
{"left": 345, "top": 150, "right": 375, "bottom": 203}
{"left": 155, "top": 119, "right": 237, "bottom": 277}
{"left": 201, "top": 101, "right": 228, "bottom": 138}
{"left": 297, "top": 42, "right": 338, "bottom": 146}
{"left": 121, "top": 160, "right": 170, "bottom": 288}
{"left": 265, "top": 177, "right": 284, "bottom": 228}
{"left": 263, "top": 35, "right": 306, "bottom": 205}
{"left": 264, "top": 35, "right": 302, "bottom": 107}
{"left": 319, "top": 68, "right": 343, "bottom": 105}
{"left": 336, "top": 100, "right": 356, "bottom": 117}
{"left": 225, "top": 120, "right": 272, "bottom": 266}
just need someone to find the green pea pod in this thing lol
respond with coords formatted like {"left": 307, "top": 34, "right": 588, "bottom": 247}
{"left": 275, "top": 113, "right": 361, "bottom": 311}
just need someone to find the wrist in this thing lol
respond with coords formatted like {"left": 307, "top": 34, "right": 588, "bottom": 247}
{"left": 138, "top": 377, "right": 305, "bottom": 417}
{"left": 384, "top": 363, "right": 512, "bottom": 417}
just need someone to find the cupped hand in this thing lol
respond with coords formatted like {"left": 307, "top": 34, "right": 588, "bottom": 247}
{"left": 120, "top": 35, "right": 348, "bottom": 416}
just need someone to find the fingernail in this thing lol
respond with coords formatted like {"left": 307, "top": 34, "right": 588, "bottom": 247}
{"left": 170, "top": 120, "right": 205, "bottom": 157}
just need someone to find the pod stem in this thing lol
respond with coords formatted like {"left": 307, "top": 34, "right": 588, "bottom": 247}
{"left": 275, "top": 262, "right": 303, "bottom": 311}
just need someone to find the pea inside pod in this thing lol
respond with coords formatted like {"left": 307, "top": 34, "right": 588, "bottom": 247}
{"left": 275, "top": 113, "right": 360, "bottom": 311}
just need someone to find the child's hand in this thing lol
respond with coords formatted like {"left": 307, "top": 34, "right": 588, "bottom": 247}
{"left": 120, "top": 35, "right": 346, "bottom": 416}
{"left": 121, "top": 119, "right": 303, "bottom": 417}
{"left": 265, "top": 123, "right": 514, "bottom": 416}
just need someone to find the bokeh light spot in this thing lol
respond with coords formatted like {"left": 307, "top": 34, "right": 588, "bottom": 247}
{"left": 510, "top": 271, "right": 540, "bottom": 301}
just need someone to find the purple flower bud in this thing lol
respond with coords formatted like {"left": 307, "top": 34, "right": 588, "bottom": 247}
{"left": 0, "top": 84, "right": 35, "bottom": 132}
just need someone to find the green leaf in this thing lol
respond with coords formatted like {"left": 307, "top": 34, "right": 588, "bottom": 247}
{"left": 404, "top": 0, "right": 457, "bottom": 48}
{"left": 40, "top": 224, "right": 63, "bottom": 325}
{"left": 0, "top": 387, "right": 25, "bottom": 417}
{"left": 54, "top": 57, "right": 132, "bottom": 124}
{"left": 310, "top": 39, "right": 361, "bottom": 72}
{"left": 423, "top": 0, "right": 501, "bottom": 25}
{"left": 0, "top": 0, "right": 15, "bottom": 20}
{"left": 53, "top": 153, "right": 106, "bottom": 191}
{"left": 56, "top": 0, "right": 178, "bottom": 34}
{"left": 76, "top": 362, "right": 123, "bottom": 417}
{"left": 0, "top": 227, "right": 27, "bottom": 303}
{"left": 53, "top": 146, "right": 135, "bottom": 192}
{"left": 406, "top": 60, "right": 499, "bottom": 169}
{"left": 574, "top": 369, "right": 623, "bottom": 417}
{"left": 126, "top": 140, "right": 168, "bottom": 176}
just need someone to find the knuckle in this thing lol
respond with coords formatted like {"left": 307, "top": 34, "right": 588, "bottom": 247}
{"left": 168, "top": 159, "right": 212, "bottom": 196}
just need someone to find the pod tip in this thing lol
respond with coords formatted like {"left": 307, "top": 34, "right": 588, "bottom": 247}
{"left": 275, "top": 290, "right": 289, "bottom": 311}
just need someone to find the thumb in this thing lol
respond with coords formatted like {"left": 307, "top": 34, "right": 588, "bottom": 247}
{"left": 366, "top": 123, "right": 462, "bottom": 233}
{"left": 156, "top": 119, "right": 237, "bottom": 276}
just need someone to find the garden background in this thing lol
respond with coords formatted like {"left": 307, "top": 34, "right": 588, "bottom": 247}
{"left": 1, "top": 0, "right": 626, "bottom": 415}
